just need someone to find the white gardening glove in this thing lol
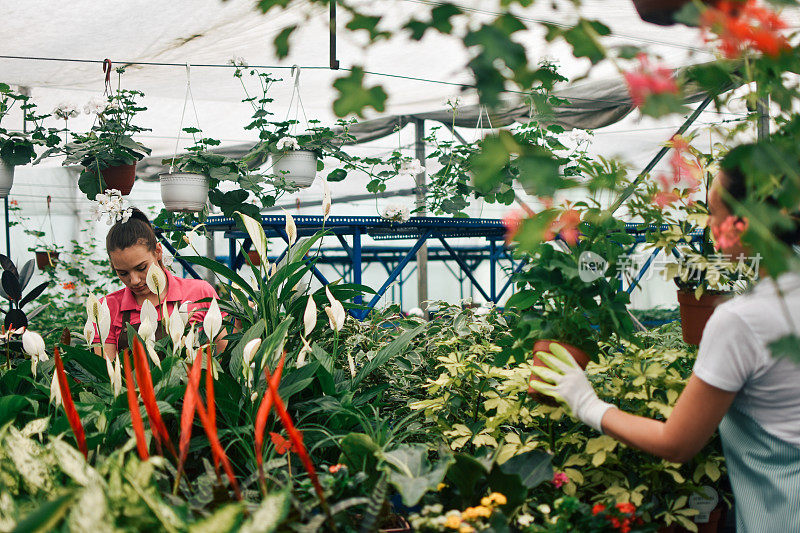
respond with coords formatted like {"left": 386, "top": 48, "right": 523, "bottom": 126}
{"left": 529, "top": 343, "right": 614, "bottom": 433}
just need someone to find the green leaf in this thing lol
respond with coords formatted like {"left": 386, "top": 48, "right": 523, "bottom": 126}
{"left": 352, "top": 323, "right": 425, "bottom": 387}
{"left": 0, "top": 395, "right": 28, "bottom": 426}
{"left": 446, "top": 453, "right": 491, "bottom": 504}
{"left": 189, "top": 503, "right": 243, "bottom": 533}
{"left": 768, "top": 334, "right": 800, "bottom": 363}
{"left": 12, "top": 492, "right": 75, "bottom": 533}
{"left": 181, "top": 256, "right": 258, "bottom": 301}
{"left": 339, "top": 432, "right": 380, "bottom": 473}
{"left": 381, "top": 444, "right": 454, "bottom": 506}
{"left": 230, "top": 321, "right": 265, "bottom": 382}
{"left": 240, "top": 490, "right": 289, "bottom": 533}
{"left": 327, "top": 168, "right": 347, "bottom": 182}
{"left": 332, "top": 67, "right": 388, "bottom": 118}
{"left": 273, "top": 25, "right": 296, "bottom": 59}
{"left": 345, "top": 13, "right": 390, "bottom": 42}
{"left": 77, "top": 169, "right": 105, "bottom": 201}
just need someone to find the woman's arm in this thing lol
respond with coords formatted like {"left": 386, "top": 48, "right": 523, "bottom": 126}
{"left": 601, "top": 374, "right": 736, "bottom": 463}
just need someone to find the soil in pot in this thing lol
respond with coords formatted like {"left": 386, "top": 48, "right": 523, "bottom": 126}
{"left": 528, "top": 339, "right": 591, "bottom": 406}
{"left": 95, "top": 163, "right": 137, "bottom": 195}
{"left": 35, "top": 250, "right": 59, "bottom": 270}
{"left": 677, "top": 290, "right": 731, "bottom": 346}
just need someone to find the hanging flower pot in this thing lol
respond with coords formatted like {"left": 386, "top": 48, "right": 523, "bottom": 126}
{"left": 35, "top": 250, "right": 59, "bottom": 270}
{"left": 528, "top": 339, "right": 591, "bottom": 406}
{"left": 88, "top": 163, "right": 138, "bottom": 195}
{"left": 0, "top": 161, "right": 14, "bottom": 198}
{"left": 631, "top": 0, "right": 706, "bottom": 26}
{"left": 676, "top": 289, "right": 731, "bottom": 345}
{"left": 159, "top": 172, "right": 209, "bottom": 212}
{"left": 271, "top": 150, "right": 317, "bottom": 188}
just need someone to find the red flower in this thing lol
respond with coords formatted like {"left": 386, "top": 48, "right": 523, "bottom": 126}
{"left": 9, "top": 200, "right": 17, "bottom": 206}
{"left": 701, "top": 0, "right": 789, "bottom": 58}
{"left": 712, "top": 215, "right": 749, "bottom": 251}
{"left": 122, "top": 349, "right": 149, "bottom": 460}
{"left": 54, "top": 347, "right": 88, "bottom": 458}
{"left": 592, "top": 503, "right": 606, "bottom": 515}
{"left": 551, "top": 471, "right": 569, "bottom": 488}
{"left": 544, "top": 209, "right": 582, "bottom": 246}
{"left": 615, "top": 502, "right": 636, "bottom": 515}
{"left": 623, "top": 54, "right": 678, "bottom": 108}
{"left": 329, "top": 463, "right": 345, "bottom": 473}
{"left": 503, "top": 210, "right": 524, "bottom": 245}
{"left": 62, "top": 282, "right": 76, "bottom": 291}
{"left": 270, "top": 431, "right": 299, "bottom": 455}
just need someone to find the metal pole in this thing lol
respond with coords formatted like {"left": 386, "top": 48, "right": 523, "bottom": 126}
{"left": 353, "top": 229, "right": 362, "bottom": 305}
{"left": 329, "top": 0, "right": 340, "bottom": 70}
{"left": 608, "top": 94, "right": 715, "bottom": 215}
{"left": 414, "top": 118, "right": 428, "bottom": 314}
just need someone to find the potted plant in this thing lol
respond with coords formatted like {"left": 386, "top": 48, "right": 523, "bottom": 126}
{"left": 505, "top": 206, "right": 636, "bottom": 401}
{"left": 57, "top": 78, "right": 151, "bottom": 200}
{"left": 0, "top": 84, "right": 60, "bottom": 197}
{"left": 627, "top": 140, "right": 753, "bottom": 345}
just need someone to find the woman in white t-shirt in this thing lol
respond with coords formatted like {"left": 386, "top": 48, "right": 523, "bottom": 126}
{"left": 532, "top": 145, "right": 800, "bottom": 532}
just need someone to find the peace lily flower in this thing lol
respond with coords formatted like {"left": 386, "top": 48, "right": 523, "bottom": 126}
{"left": 168, "top": 305, "right": 185, "bottom": 355}
{"left": 112, "top": 356, "right": 122, "bottom": 397}
{"left": 347, "top": 353, "right": 356, "bottom": 378}
{"left": 146, "top": 263, "right": 167, "bottom": 299}
{"left": 269, "top": 263, "right": 277, "bottom": 278}
{"left": 243, "top": 338, "right": 261, "bottom": 385}
{"left": 21, "top": 330, "right": 48, "bottom": 375}
{"left": 184, "top": 326, "right": 197, "bottom": 357}
{"left": 297, "top": 336, "right": 312, "bottom": 367}
{"left": 83, "top": 319, "right": 95, "bottom": 346}
{"left": 203, "top": 299, "right": 222, "bottom": 344}
{"left": 139, "top": 300, "right": 158, "bottom": 340}
{"left": 284, "top": 210, "right": 297, "bottom": 247}
{"left": 304, "top": 296, "right": 317, "bottom": 337}
{"left": 86, "top": 294, "right": 111, "bottom": 344}
{"left": 324, "top": 286, "right": 346, "bottom": 332}
{"left": 50, "top": 372, "right": 62, "bottom": 406}
{"left": 179, "top": 300, "right": 192, "bottom": 324}
{"left": 322, "top": 181, "right": 332, "bottom": 223}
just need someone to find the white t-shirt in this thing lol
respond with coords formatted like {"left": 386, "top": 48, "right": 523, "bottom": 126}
{"left": 694, "top": 273, "right": 800, "bottom": 447}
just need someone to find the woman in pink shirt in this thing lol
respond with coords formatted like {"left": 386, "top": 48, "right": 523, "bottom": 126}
{"left": 99, "top": 209, "right": 227, "bottom": 357}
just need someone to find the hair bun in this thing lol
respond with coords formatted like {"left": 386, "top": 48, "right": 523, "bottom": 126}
{"left": 128, "top": 208, "right": 152, "bottom": 226}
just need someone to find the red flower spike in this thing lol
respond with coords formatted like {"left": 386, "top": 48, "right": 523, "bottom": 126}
{"left": 177, "top": 348, "right": 204, "bottom": 476}
{"left": 53, "top": 347, "right": 88, "bottom": 458}
{"left": 266, "top": 365, "right": 326, "bottom": 507}
{"left": 187, "top": 374, "right": 242, "bottom": 500}
{"left": 255, "top": 352, "right": 286, "bottom": 489}
{"left": 132, "top": 336, "right": 177, "bottom": 460}
{"left": 122, "top": 349, "right": 149, "bottom": 460}
{"left": 205, "top": 345, "right": 220, "bottom": 473}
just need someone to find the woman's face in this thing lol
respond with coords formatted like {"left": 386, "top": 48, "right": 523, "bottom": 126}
{"left": 708, "top": 172, "right": 749, "bottom": 259}
{"left": 108, "top": 243, "right": 163, "bottom": 297}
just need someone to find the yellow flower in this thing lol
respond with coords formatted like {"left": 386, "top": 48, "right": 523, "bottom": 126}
{"left": 444, "top": 514, "right": 462, "bottom": 529}
{"left": 488, "top": 492, "right": 507, "bottom": 506}
{"left": 462, "top": 507, "right": 478, "bottom": 520}
{"left": 459, "top": 525, "right": 475, "bottom": 533}
{"left": 474, "top": 506, "right": 492, "bottom": 518}
{"left": 437, "top": 482, "right": 447, "bottom": 491}
{"left": 481, "top": 497, "right": 492, "bottom": 507}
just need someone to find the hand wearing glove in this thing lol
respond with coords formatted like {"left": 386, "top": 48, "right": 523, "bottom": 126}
{"left": 528, "top": 342, "right": 615, "bottom": 433}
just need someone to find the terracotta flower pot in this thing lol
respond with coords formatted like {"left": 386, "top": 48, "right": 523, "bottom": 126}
{"left": 528, "top": 339, "right": 591, "bottom": 406}
{"left": 98, "top": 163, "right": 137, "bottom": 195}
{"left": 676, "top": 290, "right": 731, "bottom": 346}
{"left": 35, "top": 250, "right": 59, "bottom": 270}
{"left": 247, "top": 249, "right": 261, "bottom": 266}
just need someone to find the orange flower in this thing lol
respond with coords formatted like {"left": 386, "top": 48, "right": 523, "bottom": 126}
{"left": 9, "top": 200, "right": 17, "bottom": 206}
{"left": 615, "top": 502, "right": 636, "bottom": 515}
{"left": 62, "top": 282, "right": 76, "bottom": 291}
{"left": 700, "top": 0, "right": 789, "bottom": 58}
{"left": 544, "top": 209, "right": 582, "bottom": 246}
{"left": 592, "top": 503, "right": 606, "bottom": 515}
{"left": 329, "top": 463, "right": 346, "bottom": 473}
{"left": 270, "top": 431, "right": 299, "bottom": 455}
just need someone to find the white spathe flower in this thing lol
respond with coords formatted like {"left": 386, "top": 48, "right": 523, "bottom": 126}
{"left": 381, "top": 204, "right": 410, "bottom": 223}
{"left": 83, "top": 319, "right": 96, "bottom": 346}
{"left": 168, "top": 305, "right": 185, "bottom": 354}
{"left": 304, "top": 295, "right": 317, "bottom": 337}
{"left": 324, "top": 286, "right": 346, "bottom": 332}
{"left": 284, "top": 210, "right": 297, "bottom": 246}
{"left": 146, "top": 263, "right": 167, "bottom": 298}
{"left": 103, "top": 352, "right": 115, "bottom": 389}
{"left": 98, "top": 300, "right": 111, "bottom": 343}
{"left": 243, "top": 338, "right": 261, "bottom": 366}
{"left": 238, "top": 212, "right": 268, "bottom": 267}
{"left": 322, "top": 181, "right": 332, "bottom": 223}
{"left": 139, "top": 300, "right": 158, "bottom": 333}
{"left": 276, "top": 136, "right": 300, "bottom": 151}
{"left": 347, "top": 353, "right": 356, "bottom": 378}
{"left": 138, "top": 315, "right": 157, "bottom": 343}
{"left": 269, "top": 263, "right": 277, "bottom": 278}
{"left": 203, "top": 299, "right": 222, "bottom": 344}
{"left": 184, "top": 326, "right": 197, "bottom": 356}
{"left": 399, "top": 158, "right": 425, "bottom": 177}
{"left": 50, "top": 373, "right": 62, "bottom": 406}
{"left": 112, "top": 356, "right": 122, "bottom": 397}
{"left": 22, "top": 330, "right": 47, "bottom": 375}
{"left": 179, "top": 300, "right": 192, "bottom": 324}
{"left": 297, "top": 336, "right": 312, "bottom": 367}
{"left": 86, "top": 294, "right": 101, "bottom": 321}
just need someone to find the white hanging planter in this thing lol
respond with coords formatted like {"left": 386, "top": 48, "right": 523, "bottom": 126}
{"left": 159, "top": 172, "right": 209, "bottom": 212}
{"left": 0, "top": 162, "right": 15, "bottom": 198}
{"left": 271, "top": 150, "right": 317, "bottom": 188}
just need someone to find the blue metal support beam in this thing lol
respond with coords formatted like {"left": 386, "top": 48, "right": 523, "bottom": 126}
{"left": 438, "top": 237, "right": 492, "bottom": 302}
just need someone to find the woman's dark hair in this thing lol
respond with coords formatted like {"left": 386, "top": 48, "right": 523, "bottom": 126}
{"left": 720, "top": 143, "right": 800, "bottom": 246}
{"left": 106, "top": 208, "right": 158, "bottom": 253}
